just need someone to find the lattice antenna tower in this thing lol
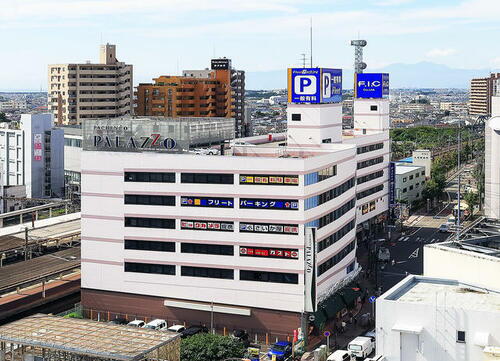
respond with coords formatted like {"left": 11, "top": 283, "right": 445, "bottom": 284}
{"left": 350, "top": 39, "right": 367, "bottom": 73}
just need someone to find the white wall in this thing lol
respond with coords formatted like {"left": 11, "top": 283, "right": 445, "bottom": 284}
{"left": 353, "top": 99, "right": 390, "bottom": 131}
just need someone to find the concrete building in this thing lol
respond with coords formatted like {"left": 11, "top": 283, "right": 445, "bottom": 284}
{"left": 376, "top": 275, "right": 500, "bottom": 361}
{"left": 424, "top": 236, "right": 500, "bottom": 290}
{"left": 63, "top": 127, "right": 83, "bottom": 196}
{"left": 0, "top": 114, "right": 64, "bottom": 202}
{"left": 469, "top": 73, "right": 500, "bottom": 117}
{"left": 485, "top": 96, "right": 500, "bottom": 219}
{"left": 48, "top": 44, "right": 133, "bottom": 125}
{"left": 80, "top": 68, "right": 389, "bottom": 337}
{"left": 394, "top": 164, "right": 426, "bottom": 204}
{"left": 412, "top": 149, "right": 432, "bottom": 178}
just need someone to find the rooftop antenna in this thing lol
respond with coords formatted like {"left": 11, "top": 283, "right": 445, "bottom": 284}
{"left": 310, "top": 18, "right": 313, "bottom": 67}
{"left": 350, "top": 39, "right": 367, "bottom": 74}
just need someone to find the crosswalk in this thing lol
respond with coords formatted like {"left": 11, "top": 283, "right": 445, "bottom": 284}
{"left": 396, "top": 236, "right": 442, "bottom": 244}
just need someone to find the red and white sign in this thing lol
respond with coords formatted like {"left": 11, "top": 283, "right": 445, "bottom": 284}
{"left": 33, "top": 134, "right": 42, "bottom": 161}
{"left": 239, "top": 246, "right": 299, "bottom": 259}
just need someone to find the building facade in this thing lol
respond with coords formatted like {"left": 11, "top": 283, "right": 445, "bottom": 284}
{"left": 394, "top": 164, "right": 426, "bottom": 204}
{"left": 412, "top": 149, "right": 431, "bottom": 178}
{"left": 485, "top": 96, "right": 500, "bottom": 220}
{"left": 48, "top": 44, "right": 133, "bottom": 125}
{"left": 469, "top": 73, "right": 500, "bottom": 117}
{"left": 0, "top": 114, "right": 64, "bottom": 202}
{"left": 80, "top": 69, "right": 389, "bottom": 337}
{"left": 376, "top": 275, "right": 500, "bottom": 361}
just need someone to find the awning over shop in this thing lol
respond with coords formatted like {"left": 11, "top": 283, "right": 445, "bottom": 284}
{"left": 392, "top": 323, "right": 423, "bottom": 334}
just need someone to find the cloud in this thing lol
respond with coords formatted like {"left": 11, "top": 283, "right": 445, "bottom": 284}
{"left": 374, "top": 0, "right": 414, "bottom": 6}
{"left": 426, "top": 48, "right": 457, "bottom": 57}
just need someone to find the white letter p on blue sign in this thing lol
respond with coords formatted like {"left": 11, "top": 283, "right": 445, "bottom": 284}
{"left": 295, "top": 75, "right": 316, "bottom": 95}
{"left": 323, "top": 73, "right": 331, "bottom": 98}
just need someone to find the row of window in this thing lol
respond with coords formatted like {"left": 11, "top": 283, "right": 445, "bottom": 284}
{"left": 317, "top": 219, "right": 356, "bottom": 252}
{"left": 357, "top": 142, "right": 383, "bottom": 155}
{"left": 125, "top": 194, "right": 175, "bottom": 206}
{"left": 304, "top": 165, "right": 338, "bottom": 186}
{"left": 318, "top": 240, "right": 356, "bottom": 276}
{"left": 124, "top": 262, "right": 299, "bottom": 284}
{"left": 357, "top": 170, "right": 384, "bottom": 185}
{"left": 318, "top": 198, "right": 356, "bottom": 229}
{"left": 357, "top": 184, "right": 384, "bottom": 200}
{"left": 125, "top": 217, "right": 175, "bottom": 229}
{"left": 357, "top": 156, "right": 384, "bottom": 170}
{"left": 318, "top": 177, "right": 356, "bottom": 205}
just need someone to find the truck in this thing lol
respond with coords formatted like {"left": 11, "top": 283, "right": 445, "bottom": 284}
{"left": 327, "top": 350, "right": 355, "bottom": 361}
{"left": 348, "top": 336, "right": 375, "bottom": 359}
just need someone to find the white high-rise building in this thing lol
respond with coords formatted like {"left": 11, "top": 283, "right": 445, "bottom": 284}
{"left": 485, "top": 96, "right": 500, "bottom": 219}
{"left": 80, "top": 68, "right": 389, "bottom": 338}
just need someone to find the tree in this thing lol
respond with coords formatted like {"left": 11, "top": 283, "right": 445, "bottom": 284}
{"left": 181, "top": 333, "right": 245, "bottom": 361}
{"left": 0, "top": 112, "right": 7, "bottom": 122}
{"left": 464, "top": 191, "right": 479, "bottom": 215}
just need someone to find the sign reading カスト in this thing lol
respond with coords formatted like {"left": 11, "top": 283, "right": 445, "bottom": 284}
{"left": 355, "top": 73, "right": 389, "bottom": 99}
{"left": 239, "top": 246, "right": 299, "bottom": 259}
{"left": 288, "top": 68, "right": 342, "bottom": 104}
{"left": 33, "top": 134, "right": 42, "bottom": 161}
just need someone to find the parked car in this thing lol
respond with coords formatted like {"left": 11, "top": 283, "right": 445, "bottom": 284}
{"left": 181, "top": 325, "right": 208, "bottom": 338}
{"left": 377, "top": 247, "right": 390, "bottom": 262}
{"left": 144, "top": 319, "right": 167, "bottom": 331}
{"left": 267, "top": 341, "right": 292, "bottom": 360}
{"left": 191, "top": 148, "right": 219, "bottom": 155}
{"left": 230, "top": 140, "right": 255, "bottom": 147}
{"left": 363, "top": 329, "right": 376, "bottom": 340}
{"left": 327, "top": 350, "right": 355, "bottom": 361}
{"left": 167, "top": 324, "right": 186, "bottom": 333}
{"left": 107, "top": 317, "right": 128, "bottom": 325}
{"left": 348, "top": 336, "right": 375, "bottom": 359}
{"left": 232, "top": 329, "right": 250, "bottom": 347}
{"left": 439, "top": 223, "right": 450, "bottom": 233}
{"left": 127, "top": 319, "right": 145, "bottom": 328}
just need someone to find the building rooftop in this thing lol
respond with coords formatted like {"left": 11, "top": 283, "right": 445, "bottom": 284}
{"left": 384, "top": 276, "right": 500, "bottom": 313}
{"left": 395, "top": 164, "right": 423, "bottom": 175}
{"left": 0, "top": 314, "right": 180, "bottom": 361}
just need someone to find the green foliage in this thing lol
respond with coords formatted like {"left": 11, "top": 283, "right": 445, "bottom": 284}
{"left": 181, "top": 333, "right": 245, "bottom": 361}
{"left": 63, "top": 312, "right": 83, "bottom": 319}
{"left": 464, "top": 191, "right": 479, "bottom": 213}
{"left": 0, "top": 113, "right": 7, "bottom": 122}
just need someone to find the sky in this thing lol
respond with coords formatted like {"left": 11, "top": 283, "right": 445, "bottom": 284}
{"left": 1, "top": 0, "right": 500, "bottom": 90}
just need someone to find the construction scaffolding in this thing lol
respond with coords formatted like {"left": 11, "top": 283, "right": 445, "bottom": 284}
{"left": 0, "top": 314, "right": 181, "bottom": 361}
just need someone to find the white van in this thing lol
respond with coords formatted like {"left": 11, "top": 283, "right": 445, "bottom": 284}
{"left": 327, "top": 350, "right": 355, "bottom": 361}
{"left": 348, "top": 336, "right": 375, "bottom": 359}
{"left": 143, "top": 319, "right": 167, "bottom": 331}
{"left": 127, "top": 319, "right": 145, "bottom": 328}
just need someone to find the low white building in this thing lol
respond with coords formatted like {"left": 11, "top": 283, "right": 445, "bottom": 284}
{"left": 395, "top": 164, "right": 426, "bottom": 204}
{"left": 412, "top": 149, "right": 432, "bottom": 178}
{"left": 376, "top": 275, "right": 500, "bottom": 361}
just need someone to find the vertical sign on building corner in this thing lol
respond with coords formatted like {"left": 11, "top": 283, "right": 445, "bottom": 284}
{"left": 389, "top": 161, "right": 396, "bottom": 207}
{"left": 304, "top": 227, "right": 317, "bottom": 313}
{"left": 33, "top": 134, "right": 42, "bottom": 161}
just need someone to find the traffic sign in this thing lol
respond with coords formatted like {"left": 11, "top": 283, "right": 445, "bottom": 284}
{"left": 369, "top": 296, "right": 377, "bottom": 304}
{"left": 308, "top": 315, "right": 315, "bottom": 322}
{"left": 324, "top": 331, "right": 331, "bottom": 337}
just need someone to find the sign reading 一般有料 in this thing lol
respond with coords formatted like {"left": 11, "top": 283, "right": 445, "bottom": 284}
{"left": 355, "top": 73, "right": 389, "bottom": 99}
{"left": 288, "top": 68, "right": 342, "bottom": 104}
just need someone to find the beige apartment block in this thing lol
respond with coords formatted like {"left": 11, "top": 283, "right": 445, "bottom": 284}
{"left": 48, "top": 44, "right": 133, "bottom": 125}
{"left": 469, "top": 73, "right": 500, "bottom": 116}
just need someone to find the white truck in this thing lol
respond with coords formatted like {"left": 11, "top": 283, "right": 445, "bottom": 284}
{"left": 348, "top": 336, "right": 375, "bottom": 359}
{"left": 327, "top": 350, "right": 355, "bottom": 361}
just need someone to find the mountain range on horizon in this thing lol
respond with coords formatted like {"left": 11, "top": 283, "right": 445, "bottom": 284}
{"left": 246, "top": 61, "right": 500, "bottom": 91}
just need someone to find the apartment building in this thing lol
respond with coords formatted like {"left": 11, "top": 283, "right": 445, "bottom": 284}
{"left": 80, "top": 68, "right": 389, "bottom": 338}
{"left": 469, "top": 73, "right": 500, "bottom": 116}
{"left": 394, "top": 164, "right": 426, "bottom": 204}
{"left": 136, "top": 58, "right": 246, "bottom": 138}
{"left": 48, "top": 44, "right": 133, "bottom": 125}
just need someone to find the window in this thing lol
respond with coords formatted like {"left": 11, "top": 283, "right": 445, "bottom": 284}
{"left": 124, "top": 172, "right": 175, "bottom": 183}
{"left": 409, "top": 185, "right": 414, "bottom": 190}
{"left": 180, "top": 220, "right": 234, "bottom": 232}
{"left": 457, "top": 331, "right": 466, "bottom": 343}
{"left": 125, "top": 240, "right": 175, "bottom": 252}
{"left": 305, "top": 177, "right": 355, "bottom": 210}
{"left": 416, "top": 172, "right": 420, "bottom": 178}
{"left": 181, "top": 196, "right": 233, "bottom": 208}
{"left": 239, "top": 222, "right": 299, "bottom": 234}
{"left": 240, "top": 270, "right": 298, "bottom": 284}
{"left": 181, "top": 173, "right": 233, "bottom": 184}
{"left": 240, "top": 198, "right": 298, "bottom": 210}
{"left": 124, "top": 262, "right": 175, "bottom": 275}
{"left": 357, "top": 157, "right": 383, "bottom": 170}
{"left": 291, "top": 113, "right": 301, "bottom": 121}
{"left": 124, "top": 194, "right": 175, "bottom": 206}
{"left": 421, "top": 171, "right": 425, "bottom": 176}
{"left": 239, "top": 174, "right": 299, "bottom": 186}
{"left": 318, "top": 219, "right": 355, "bottom": 252}
{"left": 124, "top": 217, "right": 175, "bottom": 229}
{"left": 370, "top": 105, "right": 378, "bottom": 111}
{"left": 181, "top": 266, "right": 233, "bottom": 279}
{"left": 357, "top": 184, "right": 384, "bottom": 200}
{"left": 322, "top": 138, "right": 332, "bottom": 143}
{"left": 402, "top": 188, "right": 407, "bottom": 193}
{"left": 357, "top": 143, "right": 383, "bottom": 155}
{"left": 318, "top": 165, "right": 337, "bottom": 181}
{"left": 181, "top": 243, "right": 233, "bottom": 256}
{"left": 318, "top": 240, "right": 356, "bottom": 276}
{"left": 409, "top": 175, "right": 414, "bottom": 180}
{"left": 403, "top": 177, "right": 407, "bottom": 182}
{"left": 357, "top": 170, "right": 384, "bottom": 185}
{"left": 318, "top": 198, "right": 356, "bottom": 229}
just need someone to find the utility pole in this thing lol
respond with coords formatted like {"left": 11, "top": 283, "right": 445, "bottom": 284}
{"left": 210, "top": 301, "right": 214, "bottom": 334}
{"left": 24, "top": 227, "right": 29, "bottom": 261}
